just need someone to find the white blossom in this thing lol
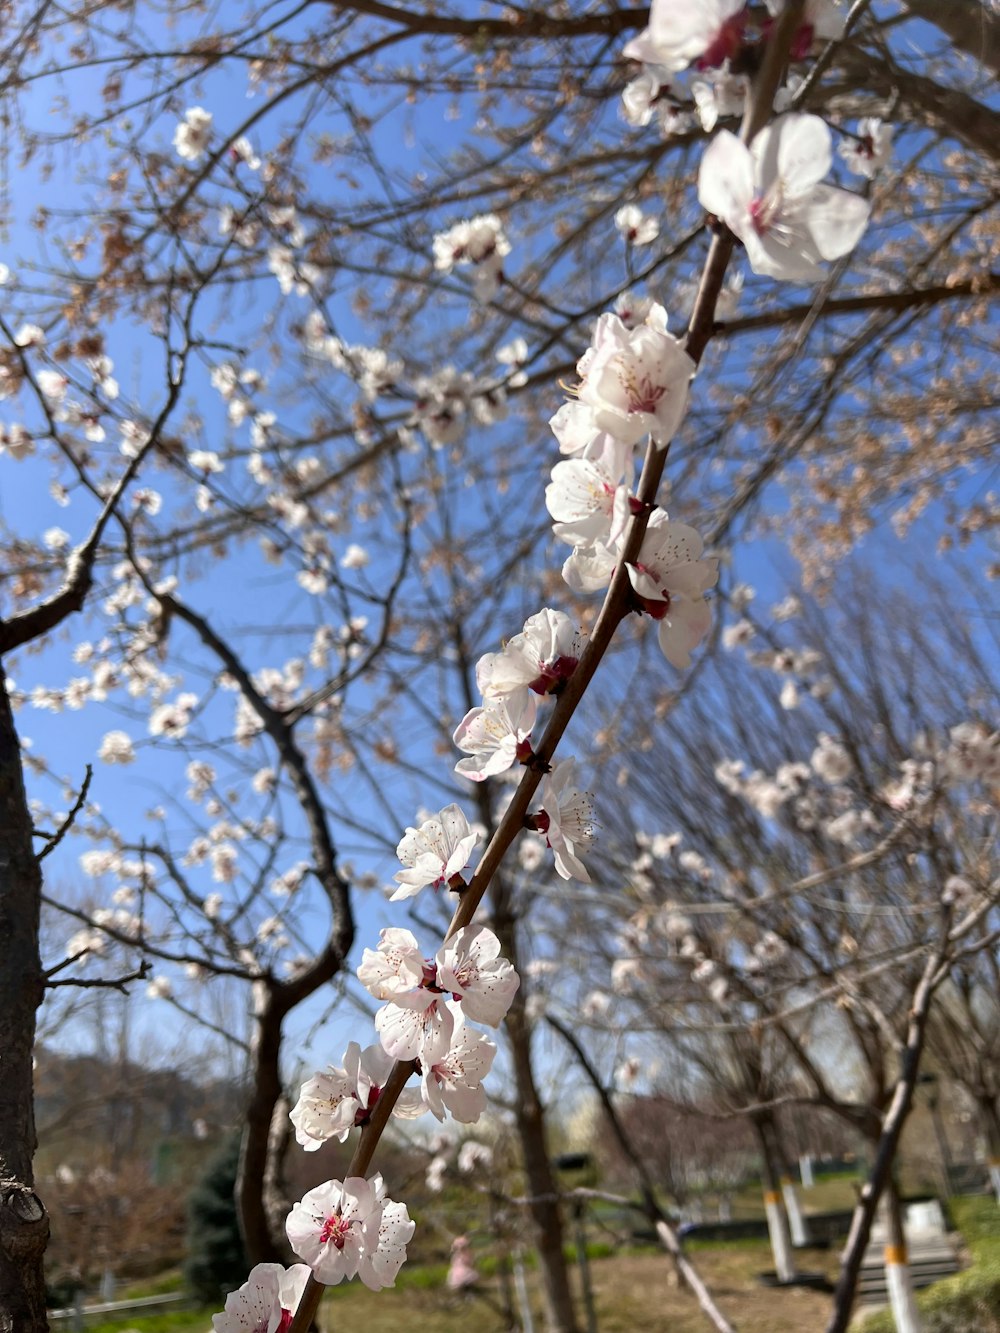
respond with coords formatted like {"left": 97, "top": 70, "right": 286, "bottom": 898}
{"left": 357, "top": 927, "right": 425, "bottom": 999}
{"left": 98, "top": 730, "right": 135, "bottom": 764}
{"left": 534, "top": 759, "right": 596, "bottom": 882}
{"left": 291, "top": 1042, "right": 423, "bottom": 1148}
{"left": 436, "top": 925, "right": 520, "bottom": 1027}
{"left": 478, "top": 608, "right": 582, "bottom": 699}
{"left": 545, "top": 435, "right": 632, "bottom": 550}
{"left": 392, "top": 805, "right": 480, "bottom": 900}
{"left": 419, "top": 1020, "right": 496, "bottom": 1122}
{"left": 341, "top": 543, "right": 369, "bottom": 570}
{"left": 623, "top": 0, "right": 746, "bottom": 73}
{"left": 432, "top": 214, "right": 510, "bottom": 301}
{"left": 453, "top": 692, "right": 537, "bottom": 781}
{"left": 838, "top": 118, "right": 893, "bottom": 178}
{"left": 625, "top": 510, "right": 719, "bottom": 667}
{"left": 173, "top": 106, "right": 213, "bottom": 161}
{"left": 286, "top": 1176, "right": 414, "bottom": 1290}
{"left": 457, "top": 1140, "right": 493, "bottom": 1173}
{"left": 698, "top": 114, "right": 871, "bottom": 282}
{"left": 575, "top": 303, "right": 694, "bottom": 447}
{"left": 615, "top": 204, "right": 660, "bottom": 246}
{"left": 212, "top": 1263, "right": 312, "bottom": 1333}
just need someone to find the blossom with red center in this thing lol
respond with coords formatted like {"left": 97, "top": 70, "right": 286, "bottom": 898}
{"left": 453, "top": 691, "right": 538, "bottom": 782}
{"left": 698, "top": 113, "right": 870, "bottom": 283}
{"left": 391, "top": 804, "right": 480, "bottom": 901}
{"left": 290, "top": 1041, "right": 423, "bottom": 1150}
{"left": 419, "top": 1019, "right": 497, "bottom": 1122}
{"left": 286, "top": 1176, "right": 414, "bottom": 1290}
{"left": 360, "top": 925, "right": 519, "bottom": 1061}
{"left": 626, "top": 510, "right": 719, "bottom": 668}
{"left": 478, "top": 607, "right": 584, "bottom": 699}
{"left": 530, "top": 759, "right": 597, "bottom": 882}
{"left": 213, "top": 1263, "right": 311, "bottom": 1333}
{"left": 545, "top": 433, "right": 632, "bottom": 550}
{"left": 623, "top": 0, "right": 747, "bottom": 74}
{"left": 576, "top": 303, "right": 694, "bottom": 447}
{"left": 436, "top": 925, "right": 520, "bottom": 1027}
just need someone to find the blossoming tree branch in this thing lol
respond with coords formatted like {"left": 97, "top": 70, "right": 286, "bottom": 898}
{"left": 201, "top": 5, "right": 900, "bottom": 1332}
{"left": 1, "top": 2, "right": 997, "bottom": 1333}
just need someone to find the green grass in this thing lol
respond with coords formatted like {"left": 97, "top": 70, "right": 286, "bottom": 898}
{"left": 856, "top": 1195, "right": 1000, "bottom": 1333}
{"left": 117, "top": 1271, "right": 186, "bottom": 1300}
{"left": 85, "top": 1310, "right": 211, "bottom": 1333}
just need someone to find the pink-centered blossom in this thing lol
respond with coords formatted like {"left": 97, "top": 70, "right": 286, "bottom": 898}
{"left": 698, "top": 113, "right": 870, "bottom": 282}
{"left": 453, "top": 692, "right": 538, "bottom": 781}
{"left": 290, "top": 1042, "right": 423, "bottom": 1149}
{"left": 838, "top": 118, "right": 892, "bottom": 179}
{"left": 357, "top": 1199, "right": 415, "bottom": 1290}
{"left": 479, "top": 608, "right": 583, "bottom": 698}
{"left": 212, "top": 1262, "right": 311, "bottom": 1333}
{"left": 576, "top": 303, "right": 694, "bottom": 447}
{"left": 626, "top": 510, "right": 719, "bottom": 667}
{"left": 420, "top": 1019, "right": 497, "bottom": 1123}
{"left": 357, "top": 927, "right": 424, "bottom": 998}
{"left": 436, "top": 925, "right": 520, "bottom": 1027}
{"left": 432, "top": 214, "right": 510, "bottom": 301}
{"left": 374, "top": 990, "right": 455, "bottom": 1064}
{"left": 623, "top": 0, "right": 747, "bottom": 73}
{"left": 614, "top": 204, "right": 660, "bottom": 246}
{"left": 360, "top": 926, "right": 518, "bottom": 1061}
{"left": 286, "top": 1176, "right": 413, "bottom": 1290}
{"left": 391, "top": 804, "right": 480, "bottom": 900}
{"left": 533, "top": 759, "right": 596, "bottom": 882}
{"left": 545, "top": 434, "right": 633, "bottom": 550}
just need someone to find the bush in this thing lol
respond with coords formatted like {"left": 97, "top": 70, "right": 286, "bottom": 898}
{"left": 184, "top": 1136, "right": 248, "bottom": 1306}
{"left": 856, "top": 1195, "right": 1000, "bottom": 1333}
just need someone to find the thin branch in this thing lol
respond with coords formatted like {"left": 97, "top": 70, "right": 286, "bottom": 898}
{"left": 45, "top": 960, "right": 151, "bottom": 993}
{"left": 36, "top": 765, "right": 92, "bottom": 862}
{"left": 546, "top": 1013, "right": 737, "bottom": 1333}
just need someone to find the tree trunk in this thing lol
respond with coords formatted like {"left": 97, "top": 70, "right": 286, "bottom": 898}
{"left": 0, "top": 667, "right": 50, "bottom": 1333}
{"left": 978, "top": 1098, "right": 1000, "bottom": 1202}
{"left": 883, "top": 1182, "right": 923, "bottom": 1333}
{"left": 237, "top": 987, "right": 293, "bottom": 1265}
{"left": 491, "top": 894, "right": 579, "bottom": 1333}
{"left": 753, "top": 1116, "right": 795, "bottom": 1282}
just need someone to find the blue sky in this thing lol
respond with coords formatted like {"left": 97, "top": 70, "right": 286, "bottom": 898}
{"left": 2, "top": 1, "right": 997, "bottom": 1092}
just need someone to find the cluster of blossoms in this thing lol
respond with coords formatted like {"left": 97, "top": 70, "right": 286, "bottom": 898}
{"left": 173, "top": 106, "right": 213, "bottom": 162}
{"left": 621, "top": 1, "right": 877, "bottom": 284}
{"left": 544, "top": 303, "right": 719, "bottom": 669}
{"left": 448, "top": 608, "right": 596, "bottom": 879}
{"left": 622, "top": 0, "right": 847, "bottom": 136}
{"left": 432, "top": 213, "right": 510, "bottom": 301}
{"left": 212, "top": 9, "right": 888, "bottom": 1327}
{"left": 278, "top": 922, "right": 519, "bottom": 1292}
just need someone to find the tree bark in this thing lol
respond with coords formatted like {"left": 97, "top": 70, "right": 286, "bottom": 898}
{"left": 753, "top": 1116, "right": 795, "bottom": 1282}
{"left": 883, "top": 1181, "right": 924, "bottom": 1333}
{"left": 0, "top": 666, "right": 50, "bottom": 1333}
{"left": 491, "top": 892, "right": 579, "bottom": 1333}
{"left": 824, "top": 945, "right": 943, "bottom": 1333}
{"left": 237, "top": 988, "right": 293, "bottom": 1265}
